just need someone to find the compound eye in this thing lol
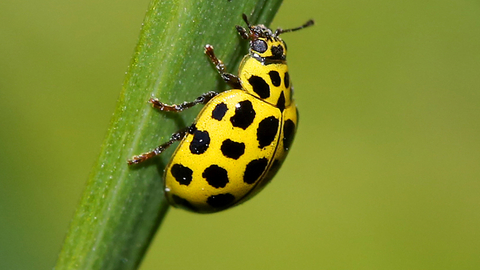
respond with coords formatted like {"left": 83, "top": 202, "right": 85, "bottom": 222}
{"left": 251, "top": 39, "right": 268, "bottom": 53}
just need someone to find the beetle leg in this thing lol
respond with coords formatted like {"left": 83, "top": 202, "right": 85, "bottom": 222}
{"left": 204, "top": 44, "right": 242, "bottom": 89}
{"left": 127, "top": 126, "right": 193, "bottom": 165}
{"left": 149, "top": 91, "right": 218, "bottom": 112}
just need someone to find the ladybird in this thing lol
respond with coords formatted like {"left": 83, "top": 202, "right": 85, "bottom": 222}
{"left": 129, "top": 14, "right": 314, "bottom": 213}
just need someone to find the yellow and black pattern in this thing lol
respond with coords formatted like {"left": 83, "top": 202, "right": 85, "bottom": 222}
{"left": 128, "top": 14, "right": 313, "bottom": 213}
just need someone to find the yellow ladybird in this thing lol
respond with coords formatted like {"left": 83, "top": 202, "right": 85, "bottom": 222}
{"left": 129, "top": 14, "right": 314, "bottom": 213}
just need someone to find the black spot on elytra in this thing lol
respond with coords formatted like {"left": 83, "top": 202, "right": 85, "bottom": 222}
{"left": 230, "top": 100, "right": 256, "bottom": 130}
{"left": 248, "top": 76, "right": 270, "bottom": 99}
{"left": 221, "top": 139, "right": 245, "bottom": 160}
{"left": 171, "top": 164, "right": 193, "bottom": 186}
{"left": 269, "top": 71, "right": 281, "bottom": 87}
{"left": 283, "top": 119, "right": 296, "bottom": 151}
{"left": 212, "top": 102, "right": 228, "bottom": 121}
{"left": 284, "top": 72, "right": 290, "bottom": 88}
{"left": 190, "top": 130, "right": 210, "bottom": 154}
{"left": 276, "top": 91, "right": 285, "bottom": 112}
{"left": 271, "top": 45, "right": 284, "bottom": 59}
{"left": 171, "top": 194, "right": 197, "bottom": 212}
{"left": 202, "top": 165, "right": 229, "bottom": 188}
{"left": 257, "top": 116, "right": 279, "bottom": 148}
{"left": 244, "top": 158, "right": 269, "bottom": 184}
{"left": 207, "top": 193, "right": 235, "bottom": 208}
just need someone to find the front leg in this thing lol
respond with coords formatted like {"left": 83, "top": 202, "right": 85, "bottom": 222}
{"left": 205, "top": 44, "right": 242, "bottom": 89}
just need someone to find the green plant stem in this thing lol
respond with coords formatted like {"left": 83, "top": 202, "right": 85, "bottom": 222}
{"left": 55, "top": 0, "right": 283, "bottom": 269}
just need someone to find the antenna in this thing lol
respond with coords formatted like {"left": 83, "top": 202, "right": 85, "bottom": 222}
{"left": 235, "top": 13, "right": 251, "bottom": 39}
{"left": 275, "top": 20, "right": 314, "bottom": 36}
{"left": 242, "top": 13, "right": 251, "bottom": 28}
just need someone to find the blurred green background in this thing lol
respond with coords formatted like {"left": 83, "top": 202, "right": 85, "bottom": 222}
{"left": 1, "top": 0, "right": 479, "bottom": 269}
